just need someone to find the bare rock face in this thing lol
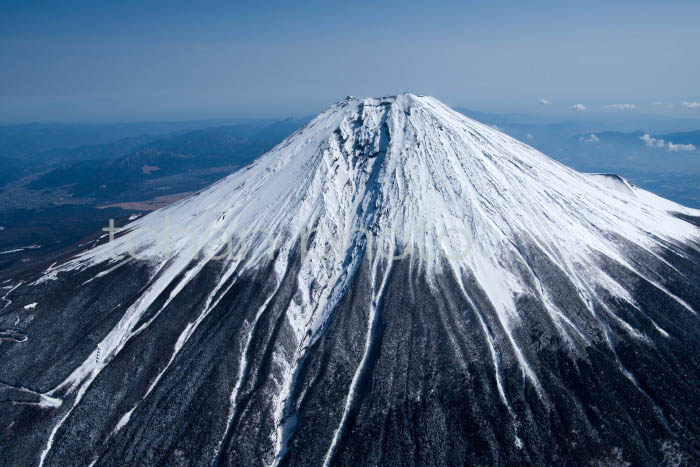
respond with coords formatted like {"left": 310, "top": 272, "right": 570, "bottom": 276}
{"left": 1, "top": 94, "right": 700, "bottom": 466}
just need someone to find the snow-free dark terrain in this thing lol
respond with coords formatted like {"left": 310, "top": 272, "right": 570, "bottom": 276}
{"left": 2, "top": 94, "right": 700, "bottom": 466}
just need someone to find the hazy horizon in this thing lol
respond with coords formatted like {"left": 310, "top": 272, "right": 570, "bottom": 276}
{"left": 2, "top": 0, "right": 700, "bottom": 123}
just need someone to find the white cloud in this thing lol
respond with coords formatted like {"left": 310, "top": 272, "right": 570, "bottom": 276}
{"left": 681, "top": 101, "right": 700, "bottom": 109}
{"left": 578, "top": 133, "right": 599, "bottom": 143}
{"left": 570, "top": 104, "right": 586, "bottom": 112}
{"left": 605, "top": 104, "right": 637, "bottom": 111}
{"left": 539, "top": 99, "right": 551, "bottom": 105}
{"left": 640, "top": 134, "right": 666, "bottom": 148}
{"left": 652, "top": 101, "right": 665, "bottom": 106}
{"left": 641, "top": 134, "right": 696, "bottom": 152}
{"left": 526, "top": 133, "right": 535, "bottom": 140}
{"left": 668, "top": 142, "right": 697, "bottom": 152}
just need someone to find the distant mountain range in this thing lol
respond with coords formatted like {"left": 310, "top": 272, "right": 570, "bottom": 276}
{"left": 25, "top": 118, "right": 310, "bottom": 202}
{"left": 0, "top": 119, "right": 261, "bottom": 159}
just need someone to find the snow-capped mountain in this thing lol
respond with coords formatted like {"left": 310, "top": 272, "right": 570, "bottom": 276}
{"left": 2, "top": 94, "right": 700, "bottom": 466}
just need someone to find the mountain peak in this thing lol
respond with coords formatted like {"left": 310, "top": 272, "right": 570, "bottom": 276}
{"left": 7, "top": 94, "right": 700, "bottom": 467}
{"left": 43, "top": 92, "right": 699, "bottom": 358}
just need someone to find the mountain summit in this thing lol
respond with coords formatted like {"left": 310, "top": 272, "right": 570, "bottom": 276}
{"left": 2, "top": 94, "right": 700, "bottom": 466}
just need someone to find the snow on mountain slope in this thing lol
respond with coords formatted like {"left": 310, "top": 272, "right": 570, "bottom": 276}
{"left": 583, "top": 173, "right": 637, "bottom": 197}
{"left": 2, "top": 94, "right": 700, "bottom": 466}
{"left": 44, "top": 92, "right": 699, "bottom": 367}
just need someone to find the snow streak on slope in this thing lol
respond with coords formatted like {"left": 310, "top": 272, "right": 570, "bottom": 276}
{"left": 322, "top": 255, "right": 394, "bottom": 467}
{"left": 31, "top": 94, "right": 700, "bottom": 464}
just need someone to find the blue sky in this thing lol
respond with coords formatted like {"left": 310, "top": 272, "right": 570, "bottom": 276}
{"left": 1, "top": 0, "right": 699, "bottom": 122}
